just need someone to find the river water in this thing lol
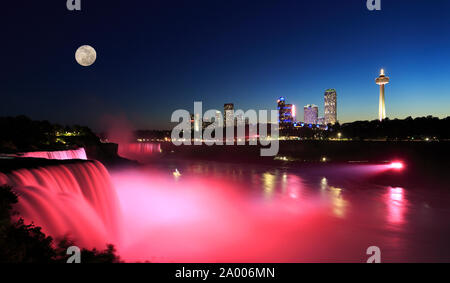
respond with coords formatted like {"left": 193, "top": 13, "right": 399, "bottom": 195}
{"left": 111, "top": 159, "right": 450, "bottom": 262}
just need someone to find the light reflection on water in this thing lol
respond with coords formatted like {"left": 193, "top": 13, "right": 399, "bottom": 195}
{"left": 112, "top": 160, "right": 450, "bottom": 262}
{"left": 183, "top": 163, "right": 353, "bottom": 219}
{"left": 386, "top": 187, "right": 406, "bottom": 226}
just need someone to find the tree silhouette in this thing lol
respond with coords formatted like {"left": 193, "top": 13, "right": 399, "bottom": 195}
{"left": 0, "top": 185, "right": 121, "bottom": 263}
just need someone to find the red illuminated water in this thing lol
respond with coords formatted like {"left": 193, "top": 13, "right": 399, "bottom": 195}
{"left": 19, "top": 148, "right": 87, "bottom": 160}
{"left": 1, "top": 159, "right": 450, "bottom": 262}
{"left": 0, "top": 160, "right": 120, "bottom": 249}
{"left": 118, "top": 143, "right": 161, "bottom": 162}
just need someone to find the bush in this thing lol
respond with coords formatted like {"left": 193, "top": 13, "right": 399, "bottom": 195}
{"left": 0, "top": 185, "right": 121, "bottom": 263}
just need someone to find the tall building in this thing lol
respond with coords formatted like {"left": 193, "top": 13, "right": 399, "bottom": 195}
{"left": 235, "top": 112, "right": 244, "bottom": 125}
{"left": 318, "top": 117, "right": 325, "bottom": 125}
{"left": 224, "top": 103, "right": 234, "bottom": 126}
{"left": 324, "top": 89, "right": 337, "bottom": 125}
{"left": 375, "top": 69, "right": 390, "bottom": 121}
{"left": 277, "top": 97, "right": 294, "bottom": 125}
{"left": 277, "top": 97, "right": 286, "bottom": 123}
{"left": 284, "top": 104, "right": 294, "bottom": 123}
{"left": 292, "top": 104, "right": 297, "bottom": 121}
{"left": 304, "top": 104, "right": 319, "bottom": 125}
{"left": 215, "top": 110, "right": 222, "bottom": 126}
{"left": 191, "top": 113, "right": 201, "bottom": 131}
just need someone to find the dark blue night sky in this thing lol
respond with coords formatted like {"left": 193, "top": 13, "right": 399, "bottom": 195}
{"left": 2, "top": 0, "right": 450, "bottom": 130}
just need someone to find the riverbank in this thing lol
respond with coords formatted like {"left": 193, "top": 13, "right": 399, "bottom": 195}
{"left": 157, "top": 140, "right": 448, "bottom": 165}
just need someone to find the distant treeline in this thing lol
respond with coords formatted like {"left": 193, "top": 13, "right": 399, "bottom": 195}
{"left": 134, "top": 130, "right": 172, "bottom": 141}
{"left": 278, "top": 116, "right": 450, "bottom": 140}
{"left": 332, "top": 116, "right": 450, "bottom": 140}
{"left": 0, "top": 116, "right": 100, "bottom": 153}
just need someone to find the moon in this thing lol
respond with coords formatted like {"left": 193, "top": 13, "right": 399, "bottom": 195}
{"left": 75, "top": 45, "right": 97, "bottom": 67}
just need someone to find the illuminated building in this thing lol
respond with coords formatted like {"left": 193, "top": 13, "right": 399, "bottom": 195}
{"left": 277, "top": 97, "right": 286, "bottom": 123}
{"left": 304, "top": 104, "right": 319, "bottom": 125}
{"left": 285, "top": 104, "right": 294, "bottom": 122}
{"left": 224, "top": 103, "right": 234, "bottom": 127}
{"left": 277, "top": 97, "right": 294, "bottom": 126}
{"left": 292, "top": 104, "right": 297, "bottom": 121}
{"left": 235, "top": 112, "right": 244, "bottom": 125}
{"left": 324, "top": 89, "right": 337, "bottom": 125}
{"left": 376, "top": 69, "right": 390, "bottom": 121}
{"left": 193, "top": 113, "right": 201, "bottom": 132}
{"left": 215, "top": 111, "right": 222, "bottom": 126}
{"left": 190, "top": 114, "right": 195, "bottom": 130}
{"left": 318, "top": 117, "right": 325, "bottom": 125}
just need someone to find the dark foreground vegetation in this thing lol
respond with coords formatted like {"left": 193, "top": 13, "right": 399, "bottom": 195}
{"left": 0, "top": 185, "right": 121, "bottom": 263}
{"left": 0, "top": 116, "right": 99, "bottom": 152}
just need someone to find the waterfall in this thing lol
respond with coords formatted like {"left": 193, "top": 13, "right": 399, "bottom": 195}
{"left": 118, "top": 143, "right": 161, "bottom": 162}
{"left": 19, "top": 148, "right": 87, "bottom": 160}
{"left": 0, "top": 160, "right": 120, "bottom": 249}
{"left": 119, "top": 143, "right": 161, "bottom": 155}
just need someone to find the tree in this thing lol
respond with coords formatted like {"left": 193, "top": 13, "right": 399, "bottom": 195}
{"left": 0, "top": 185, "right": 121, "bottom": 263}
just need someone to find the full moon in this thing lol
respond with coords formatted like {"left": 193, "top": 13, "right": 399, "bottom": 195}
{"left": 75, "top": 45, "right": 97, "bottom": 67}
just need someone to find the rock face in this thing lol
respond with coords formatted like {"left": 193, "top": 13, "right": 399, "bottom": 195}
{"left": 85, "top": 143, "right": 119, "bottom": 161}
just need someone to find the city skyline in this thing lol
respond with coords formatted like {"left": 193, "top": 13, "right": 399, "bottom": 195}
{"left": 2, "top": 0, "right": 450, "bottom": 131}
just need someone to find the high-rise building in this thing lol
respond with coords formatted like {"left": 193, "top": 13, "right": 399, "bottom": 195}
{"left": 277, "top": 97, "right": 294, "bottom": 125}
{"left": 191, "top": 113, "right": 201, "bottom": 131}
{"left": 304, "top": 104, "right": 319, "bottom": 125}
{"left": 224, "top": 103, "right": 234, "bottom": 126}
{"left": 324, "top": 89, "right": 337, "bottom": 125}
{"left": 277, "top": 97, "right": 286, "bottom": 123}
{"left": 235, "top": 112, "right": 244, "bottom": 125}
{"left": 375, "top": 69, "right": 389, "bottom": 121}
{"left": 284, "top": 104, "right": 294, "bottom": 123}
{"left": 215, "top": 110, "right": 222, "bottom": 126}
{"left": 292, "top": 104, "right": 297, "bottom": 121}
{"left": 318, "top": 117, "right": 325, "bottom": 125}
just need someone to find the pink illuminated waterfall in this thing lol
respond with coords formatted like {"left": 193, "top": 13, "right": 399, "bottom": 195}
{"left": 118, "top": 143, "right": 161, "bottom": 161}
{"left": 0, "top": 160, "right": 120, "bottom": 249}
{"left": 119, "top": 143, "right": 160, "bottom": 155}
{"left": 19, "top": 148, "right": 87, "bottom": 160}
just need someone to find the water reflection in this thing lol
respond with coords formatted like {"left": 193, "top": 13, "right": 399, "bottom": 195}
{"left": 286, "top": 174, "right": 302, "bottom": 200}
{"left": 385, "top": 187, "right": 407, "bottom": 226}
{"left": 259, "top": 171, "right": 304, "bottom": 200}
{"left": 281, "top": 173, "right": 288, "bottom": 194}
{"left": 109, "top": 160, "right": 450, "bottom": 262}
{"left": 262, "top": 172, "right": 276, "bottom": 198}
{"left": 319, "top": 177, "right": 347, "bottom": 218}
{"left": 171, "top": 163, "right": 410, "bottom": 226}
{"left": 252, "top": 170, "right": 348, "bottom": 217}
{"left": 321, "top": 177, "right": 328, "bottom": 190}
